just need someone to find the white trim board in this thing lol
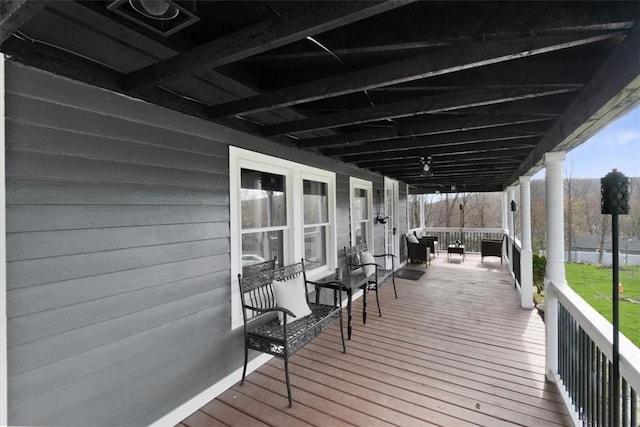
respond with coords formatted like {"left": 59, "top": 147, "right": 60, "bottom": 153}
{"left": 149, "top": 353, "right": 273, "bottom": 427}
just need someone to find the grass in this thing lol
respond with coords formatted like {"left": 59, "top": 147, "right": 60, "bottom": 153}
{"left": 565, "top": 262, "right": 640, "bottom": 349}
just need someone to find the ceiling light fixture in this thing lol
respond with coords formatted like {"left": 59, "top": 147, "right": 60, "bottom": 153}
{"left": 451, "top": 182, "right": 457, "bottom": 192}
{"left": 108, "top": 0, "right": 199, "bottom": 36}
{"left": 129, "top": 0, "right": 179, "bottom": 20}
{"left": 420, "top": 156, "right": 433, "bottom": 176}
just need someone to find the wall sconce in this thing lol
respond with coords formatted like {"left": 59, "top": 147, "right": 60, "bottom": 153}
{"left": 375, "top": 190, "right": 388, "bottom": 224}
{"left": 510, "top": 200, "right": 517, "bottom": 212}
{"left": 450, "top": 182, "right": 456, "bottom": 192}
{"left": 420, "top": 156, "right": 433, "bottom": 176}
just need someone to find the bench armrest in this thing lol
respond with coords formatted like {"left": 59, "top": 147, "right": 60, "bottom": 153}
{"left": 307, "top": 280, "right": 349, "bottom": 293}
{"left": 372, "top": 253, "right": 396, "bottom": 259}
{"left": 244, "top": 305, "right": 296, "bottom": 318}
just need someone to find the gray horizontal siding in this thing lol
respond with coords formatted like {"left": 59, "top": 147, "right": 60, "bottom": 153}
{"left": 4, "top": 61, "right": 400, "bottom": 426}
{"left": 5, "top": 62, "right": 236, "bottom": 426}
{"left": 7, "top": 177, "right": 228, "bottom": 205}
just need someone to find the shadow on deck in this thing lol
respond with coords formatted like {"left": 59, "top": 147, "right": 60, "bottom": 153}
{"left": 181, "top": 254, "right": 570, "bottom": 426}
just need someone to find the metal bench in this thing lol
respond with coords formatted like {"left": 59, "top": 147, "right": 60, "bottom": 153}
{"left": 344, "top": 243, "right": 397, "bottom": 322}
{"left": 238, "top": 260, "right": 346, "bottom": 407}
{"left": 241, "top": 258, "right": 276, "bottom": 277}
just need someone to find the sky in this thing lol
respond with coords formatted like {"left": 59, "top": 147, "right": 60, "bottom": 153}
{"left": 532, "top": 105, "right": 640, "bottom": 180}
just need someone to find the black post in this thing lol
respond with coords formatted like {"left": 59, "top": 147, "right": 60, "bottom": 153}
{"left": 510, "top": 200, "right": 517, "bottom": 288}
{"left": 511, "top": 200, "right": 517, "bottom": 240}
{"left": 459, "top": 203, "right": 463, "bottom": 244}
{"left": 600, "top": 169, "right": 630, "bottom": 427}
{"left": 611, "top": 212, "right": 620, "bottom": 426}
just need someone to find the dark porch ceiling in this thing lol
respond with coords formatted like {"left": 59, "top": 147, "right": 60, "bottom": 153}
{"left": 2, "top": 1, "right": 639, "bottom": 193}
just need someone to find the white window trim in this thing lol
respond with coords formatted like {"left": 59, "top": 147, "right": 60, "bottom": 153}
{"left": 301, "top": 172, "right": 335, "bottom": 275}
{"left": 229, "top": 147, "right": 336, "bottom": 329}
{"left": 349, "top": 177, "right": 373, "bottom": 247}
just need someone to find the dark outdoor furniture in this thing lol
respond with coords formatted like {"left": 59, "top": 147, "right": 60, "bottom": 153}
{"left": 420, "top": 235, "right": 439, "bottom": 256}
{"left": 241, "top": 258, "right": 276, "bottom": 277}
{"left": 447, "top": 245, "right": 465, "bottom": 261}
{"left": 481, "top": 239, "right": 504, "bottom": 263}
{"left": 344, "top": 243, "right": 397, "bottom": 322}
{"left": 315, "top": 272, "right": 369, "bottom": 340}
{"left": 405, "top": 234, "right": 431, "bottom": 265}
{"left": 417, "top": 237, "right": 437, "bottom": 260}
{"left": 238, "top": 260, "right": 346, "bottom": 407}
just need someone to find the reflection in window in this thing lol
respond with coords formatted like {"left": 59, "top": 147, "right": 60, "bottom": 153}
{"left": 352, "top": 187, "right": 369, "bottom": 245}
{"left": 303, "top": 179, "right": 328, "bottom": 270}
{"left": 408, "top": 194, "right": 421, "bottom": 230}
{"left": 241, "top": 169, "right": 286, "bottom": 267}
{"left": 241, "top": 230, "right": 283, "bottom": 272}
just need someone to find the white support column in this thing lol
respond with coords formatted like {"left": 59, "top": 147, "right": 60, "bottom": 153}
{"left": 507, "top": 186, "right": 515, "bottom": 269}
{"left": 519, "top": 176, "right": 534, "bottom": 309}
{"left": 544, "top": 151, "right": 566, "bottom": 381}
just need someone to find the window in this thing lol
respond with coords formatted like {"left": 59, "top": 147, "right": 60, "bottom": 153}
{"left": 408, "top": 194, "right": 422, "bottom": 231}
{"left": 350, "top": 177, "right": 373, "bottom": 246}
{"left": 240, "top": 169, "right": 286, "bottom": 274}
{"left": 230, "top": 147, "right": 336, "bottom": 328}
{"left": 303, "top": 179, "right": 328, "bottom": 270}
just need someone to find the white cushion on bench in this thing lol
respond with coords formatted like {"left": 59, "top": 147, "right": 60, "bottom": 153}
{"left": 360, "top": 251, "right": 376, "bottom": 277}
{"left": 273, "top": 275, "right": 312, "bottom": 324}
{"left": 406, "top": 233, "right": 419, "bottom": 244}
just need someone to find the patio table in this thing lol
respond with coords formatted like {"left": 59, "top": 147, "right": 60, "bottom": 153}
{"left": 315, "top": 272, "right": 370, "bottom": 340}
{"left": 447, "top": 245, "right": 465, "bottom": 261}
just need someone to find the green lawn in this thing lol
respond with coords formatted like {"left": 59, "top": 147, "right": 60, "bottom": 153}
{"left": 565, "top": 262, "right": 640, "bottom": 348}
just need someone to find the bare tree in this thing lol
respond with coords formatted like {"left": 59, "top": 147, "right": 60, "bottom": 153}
{"left": 598, "top": 215, "right": 610, "bottom": 264}
{"left": 530, "top": 179, "right": 546, "bottom": 252}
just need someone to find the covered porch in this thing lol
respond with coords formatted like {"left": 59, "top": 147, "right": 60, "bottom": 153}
{"left": 181, "top": 254, "right": 570, "bottom": 426}
{"left": 1, "top": 2, "right": 640, "bottom": 426}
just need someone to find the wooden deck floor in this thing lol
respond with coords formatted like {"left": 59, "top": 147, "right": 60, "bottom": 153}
{"left": 181, "top": 254, "right": 570, "bottom": 426}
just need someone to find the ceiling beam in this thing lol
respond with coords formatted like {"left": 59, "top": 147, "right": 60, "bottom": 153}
{"left": 508, "top": 24, "right": 640, "bottom": 185}
{"left": 124, "top": 0, "right": 416, "bottom": 92}
{"left": 408, "top": 184, "right": 503, "bottom": 194}
{"left": 402, "top": 172, "right": 512, "bottom": 181}
{"left": 210, "top": 32, "right": 620, "bottom": 118}
{"left": 371, "top": 161, "right": 517, "bottom": 173}
{"left": 339, "top": 140, "right": 534, "bottom": 162}
{"left": 265, "top": 87, "right": 575, "bottom": 136}
{"left": 298, "top": 114, "right": 554, "bottom": 148}
{"left": 320, "top": 122, "right": 548, "bottom": 156}
{"left": 0, "top": 0, "right": 47, "bottom": 44}
{"left": 358, "top": 150, "right": 528, "bottom": 165}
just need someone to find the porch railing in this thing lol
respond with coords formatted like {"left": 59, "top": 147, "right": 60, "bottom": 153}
{"left": 419, "top": 227, "right": 505, "bottom": 253}
{"left": 549, "top": 280, "right": 640, "bottom": 426}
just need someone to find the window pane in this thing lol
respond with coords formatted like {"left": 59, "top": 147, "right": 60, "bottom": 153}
{"left": 241, "top": 169, "right": 286, "bottom": 229}
{"left": 304, "top": 226, "right": 326, "bottom": 270}
{"left": 303, "top": 180, "right": 328, "bottom": 224}
{"left": 408, "top": 195, "right": 421, "bottom": 229}
{"left": 242, "top": 230, "right": 283, "bottom": 269}
{"left": 353, "top": 188, "right": 368, "bottom": 221}
{"left": 354, "top": 222, "right": 367, "bottom": 245}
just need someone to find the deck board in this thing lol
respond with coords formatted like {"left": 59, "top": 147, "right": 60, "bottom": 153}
{"left": 181, "top": 254, "right": 570, "bottom": 426}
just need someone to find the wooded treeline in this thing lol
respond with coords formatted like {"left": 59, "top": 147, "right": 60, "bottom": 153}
{"left": 411, "top": 177, "right": 640, "bottom": 254}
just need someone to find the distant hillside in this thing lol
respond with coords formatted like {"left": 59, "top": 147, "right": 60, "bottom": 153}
{"left": 421, "top": 177, "right": 640, "bottom": 253}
